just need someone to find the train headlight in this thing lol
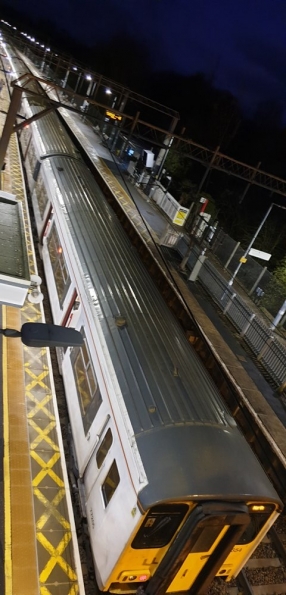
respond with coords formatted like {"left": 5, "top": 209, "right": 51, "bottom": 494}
{"left": 120, "top": 570, "right": 150, "bottom": 583}
{"left": 139, "top": 575, "right": 148, "bottom": 582}
{"left": 251, "top": 505, "right": 265, "bottom": 511}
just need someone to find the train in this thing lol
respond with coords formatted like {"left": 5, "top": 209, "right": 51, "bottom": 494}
{"left": 7, "top": 42, "right": 283, "bottom": 595}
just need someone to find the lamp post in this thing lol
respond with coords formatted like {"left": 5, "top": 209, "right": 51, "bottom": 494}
{"left": 105, "top": 88, "right": 117, "bottom": 109}
{"left": 227, "top": 203, "right": 274, "bottom": 288}
{"left": 226, "top": 203, "right": 274, "bottom": 290}
{"left": 270, "top": 300, "right": 286, "bottom": 331}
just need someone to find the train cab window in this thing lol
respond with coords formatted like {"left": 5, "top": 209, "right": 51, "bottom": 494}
{"left": 189, "top": 520, "right": 226, "bottom": 553}
{"left": 101, "top": 460, "right": 120, "bottom": 507}
{"left": 71, "top": 328, "right": 103, "bottom": 434}
{"left": 47, "top": 223, "right": 71, "bottom": 305}
{"left": 132, "top": 504, "right": 188, "bottom": 549}
{"left": 238, "top": 508, "right": 273, "bottom": 545}
{"left": 96, "top": 429, "right": 113, "bottom": 469}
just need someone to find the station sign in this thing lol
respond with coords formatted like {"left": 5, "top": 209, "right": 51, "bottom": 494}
{"left": 249, "top": 248, "right": 271, "bottom": 261}
{"left": 105, "top": 110, "right": 122, "bottom": 121}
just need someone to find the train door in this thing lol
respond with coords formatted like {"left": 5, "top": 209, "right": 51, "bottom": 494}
{"left": 145, "top": 502, "right": 250, "bottom": 595}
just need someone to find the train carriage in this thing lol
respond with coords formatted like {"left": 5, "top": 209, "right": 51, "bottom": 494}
{"left": 11, "top": 50, "right": 282, "bottom": 595}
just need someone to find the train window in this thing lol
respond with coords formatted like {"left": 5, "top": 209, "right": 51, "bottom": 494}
{"left": 71, "top": 327, "right": 102, "bottom": 434}
{"left": 96, "top": 429, "right": 113, "bottom": 468}
{"left": 132, "top": 504, "right": 188, "bottom": 549}
{"left": 33, "top": 160, "right": 41, "bottom": 182}
{"left": 237, "top": 512, "right": 271, "bottom": 545}
{"left": 35, "top": 173, "right": 48, "bottom": 218}
{"left": 47, "top": 223, "right": 71, "bottom": 305}
{"left": 101, "top": 460, "right": 120, "bottom": 507}
{"left": 189, "top": 520, "right": 226, "bottom": 553}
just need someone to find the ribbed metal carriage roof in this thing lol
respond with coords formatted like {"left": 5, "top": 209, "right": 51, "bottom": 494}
{"left": 31, "top": 107, "right": 79, "bottom": 158}
{"left": 43, "top": 153, "right": 281, "bottom": 509}
{"left": 48, "top": 155, "right": 228, "bottom": 431}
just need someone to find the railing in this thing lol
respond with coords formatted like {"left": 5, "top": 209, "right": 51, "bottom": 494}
{"left": 176, "top": 237, "right": 286, "bottom": 390}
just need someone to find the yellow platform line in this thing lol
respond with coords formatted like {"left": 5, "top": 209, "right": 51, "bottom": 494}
{"left": 3, "top": 306, "right": 39, "bottom": 595}
{"left": 2, "top": 307, "right": 12, "bottom": 595}
{"left": 7, "top": 88, "right": 80, "bottom": 592}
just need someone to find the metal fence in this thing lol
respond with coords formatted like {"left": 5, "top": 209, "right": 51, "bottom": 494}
{"left": 176, "top": 236, "right": 286, "bottom": 391}
{"left": 210, "top": 228, "right": 285, "bottom": 318}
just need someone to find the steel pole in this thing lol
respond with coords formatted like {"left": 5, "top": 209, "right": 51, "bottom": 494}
{"left": 0, "top": 86, "right": 22, "bottom": 172}
{"left": 269, "top": 300, "right": 286, "bottom": 331}
{"left": 227, "top": 203, "right": 273, "bottom": 288}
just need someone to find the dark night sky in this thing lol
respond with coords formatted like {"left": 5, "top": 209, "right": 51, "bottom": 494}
{"left": 3, "top": 0, "right": 286, "bottom": 112}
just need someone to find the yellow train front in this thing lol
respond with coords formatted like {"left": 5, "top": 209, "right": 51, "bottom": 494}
{"left": 101, "top": 421, "right": 281, "bottom": 595}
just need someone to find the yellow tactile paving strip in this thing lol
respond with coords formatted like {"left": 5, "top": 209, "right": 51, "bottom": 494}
{"left": 1, "top": 60, "right": 80, "bottom": 595}
{"left": 3, "top": 305, "right": 39, "bottom": 595}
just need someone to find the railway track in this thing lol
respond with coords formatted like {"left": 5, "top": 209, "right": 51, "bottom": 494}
{"left": 206, "top": 516, "right": 286, "bottom": 595}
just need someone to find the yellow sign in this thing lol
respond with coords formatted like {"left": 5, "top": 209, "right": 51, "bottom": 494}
{"left": 240, "top": 257, "right": 247, "bottom": 263}
{"left": 106, "top": 110, "right": 122, "bottom": 121}
{"left": 173, "top": 209, "right": 188, "bottom": 226}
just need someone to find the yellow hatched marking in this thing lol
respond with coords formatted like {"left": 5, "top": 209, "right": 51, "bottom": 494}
{"left": 31, "top": 451, "right": 64, "bottom": 487}
{"left": 40, "top": 588, "right": 52, "bottom": 595}
{"left": 37, "top": 532, "right": 77, "bottom": 582}
{"left": 24, "top": 367, "right": 50, "bottom": 391}
{"left": 34, "top": 487, "right": 70, "bottom": 530}
{"left": 27, "top": 393, "right": 55, "bottom": 421}
{"left": 2, "top": 307, "right": 12, "bottom": 595}
{"left": 23, "top": 346, "right": 48, "bottom": 364}
{"left": 29, "top": 418, "right": 59, "bottom": 451}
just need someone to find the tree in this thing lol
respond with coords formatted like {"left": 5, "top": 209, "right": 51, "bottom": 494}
{"left": 273, "top": 256, "right": 286, "bottom": 285}
{"left": 164, "top": 148, "right": 197, "bottom": 207}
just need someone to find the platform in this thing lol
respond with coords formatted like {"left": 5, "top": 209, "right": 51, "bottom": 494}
{"left": 0, "top": 60, "right": 83, "bottom": 595}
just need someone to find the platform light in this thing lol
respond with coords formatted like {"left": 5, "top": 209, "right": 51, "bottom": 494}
{"left": 73, "top": 66, "right": 77, "bottom": 71}
{"left": 86, "top": 74, "right": 92, "bottom": 81}
{"left": 105, "top": 88, "right": 112, "bottom": 94}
